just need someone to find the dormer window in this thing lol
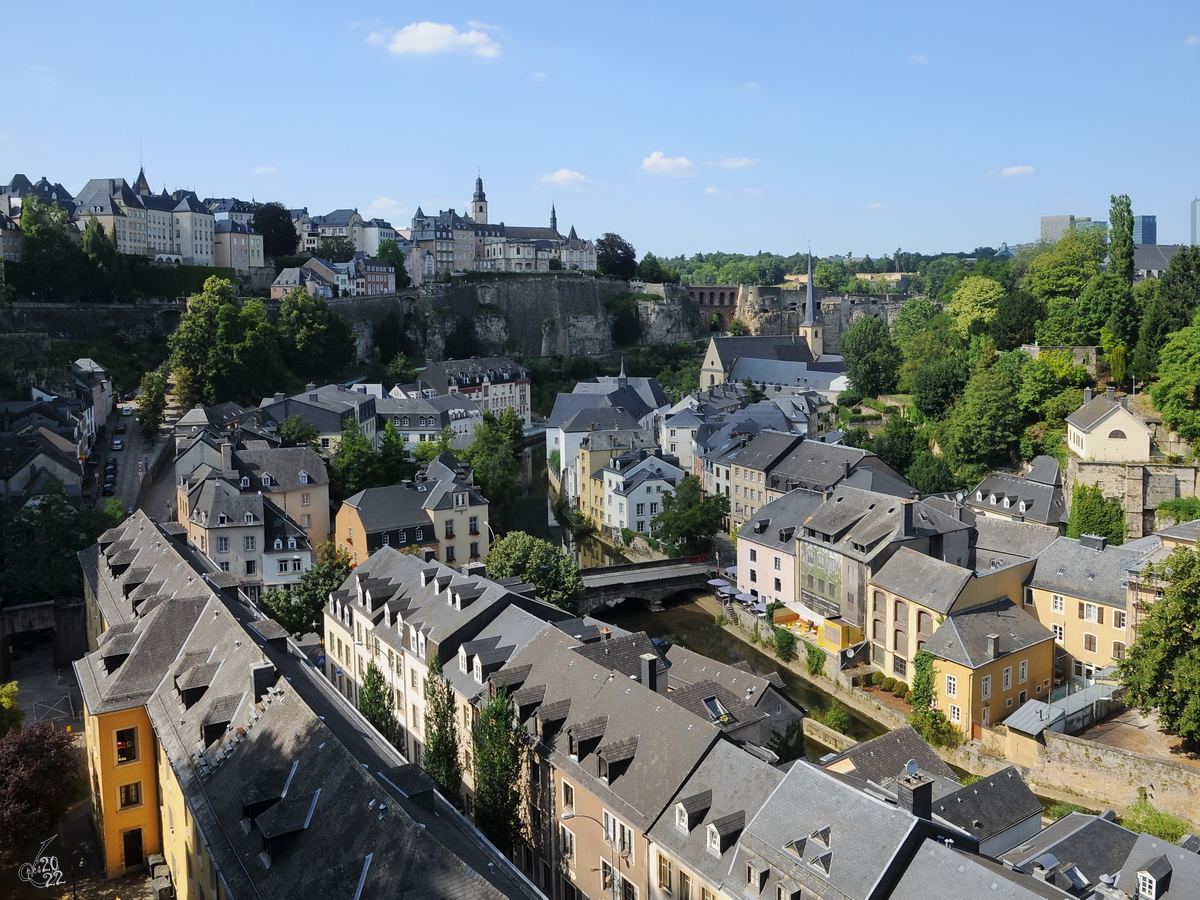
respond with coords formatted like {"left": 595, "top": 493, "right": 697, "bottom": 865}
{"left": 244, "top": 513, "right": 254, "bottom": 525}
{"left": 240, "top": 476, "right": 250, "bottom": 489}
{"left": 274, "top": 538, "right": 283, "bottom": 550}
{"left": 1138, "top": 872, "right": 1155, "bottom": 898}
{"left": 459, "top": 646, "right": 468, "bottom": 673}
{"left": 976, "top": 491, "right": 983, "bottom": 502}
{"left": 675, "top": 805, "right": 688, "bottom": 832}
{"left": 299, "top": 471, "right": 309, "bottom": 485}
{"left": 415, "top": 527, "right": 424, "bottom": 541}
{"left": 287, "top": 538, "right": 296, "bottom": 549}
{"left": 417, "top": 632, "right": 426, "bottom": 659}
{"left": 1018, "top": 501, "right": 1027, "bottom": 513}
{"left": 218, "top": 514, "right": 228, "bottom": 525}
{"left": 473, "top": 657, "right": 482, "bottom": 682}
{"left": 706, "top": 825, "right": 720, "bottom": 854}
{"left": 1003, "top": 497, "right": 1011, "bottom": 508}
{"left": 261, "top": 473, "right": 272, "bottom": 486}
{"left": 455, "top": 492, "right": 466, "bottom": 507}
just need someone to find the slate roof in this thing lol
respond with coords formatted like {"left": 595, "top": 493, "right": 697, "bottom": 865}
{"left": 1134, "top": 243, "right": 1184, "bottom": 274}
{"left": 800, "top": 487, "right": 967, "bottom": 566}
{"left": 666, "top": 679, "right": 767, "bottom": 732}
{"left": 890, "top": 839, "right": 1072, "bottom": 900}
{"left": 736, "top": 489, "right": 827, "bottom": 553}
{"left": 869, "top": 548, "right": 974, "bottom": 614}
{"left": 767, "top": 443, "right": 909, "bottom": 496}
{"left": 821, "top": 724, "right": 956, "bottom": 783}
{"left": 709, "top": 335, "right": 816, "bottom": 369}
{"left": 665, "top": 645, "right": 799, "bottom": 718}
{"left": 503, "top": 628, "right": 721, "bottom": 834}
{"left": 932, "top": 766, "right": 1043, "bottom": 844}
{"left": 1155, "top": 518, "right": 1200, "bottom": 544}
{"left": 1065, "top": 393, "right": 1152, "bottom": 434}
{"left": 234, "top": 446, "right": 328, "bottom": 491}
{"left": 421, "top": 357, "right": 528, "bottom": 394}
{"left": 969, "top": 516, "right": 1061, "bottom": 572}
{"left": 1117, "top": 832, "right": 1200, "bottom": 899}
{"left": 570, "top": 630, "right": 667, "bottom": 685}
{"left": 729, "top": 357, "right": 848, "bottom": 392}
{"left": 1028, "top": 536, "right": 1129, "bottom": 607}
{"left": 968, "top": 471, "right": 1067, "bottom": 527}
{"left": 647, "top": 740, "right": 784, "bottom": 889}
{"left": 1002, "top": 811, "right": 1139, "bottom": 895}
{"left": 925, "top": 598, "right": 1055, "bottom": 669}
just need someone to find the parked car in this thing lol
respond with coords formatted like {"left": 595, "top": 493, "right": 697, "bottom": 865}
{"left": 122, "top": 406, "right": 133, "bottom": 417}
{"left": 115, "top": 422, "right": 127, "bottom": 434}
{"left": 111, "top": 439, "right": 124, "bottom": 451}
{"left": 105, "top": 456, "right": 117, "bottom": 467}
{"left": 101, "top": 483, "right": 115, "bottom": 496}
{"left": 104, "top": 465, "right": 117, "bottom": 477}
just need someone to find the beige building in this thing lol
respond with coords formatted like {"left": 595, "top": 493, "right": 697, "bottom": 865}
{"left": 1065, "top": 387, "right": 1153, "bottom": 462}
{"left": 213, "top": 219, "right": 264, "bottom": 274}
{"left": 75, "top": 177, "right": 149, "bottom": 256}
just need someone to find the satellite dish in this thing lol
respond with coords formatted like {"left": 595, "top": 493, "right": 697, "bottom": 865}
{"left": 905, "top": 759, "right": 919, "bottom": 778}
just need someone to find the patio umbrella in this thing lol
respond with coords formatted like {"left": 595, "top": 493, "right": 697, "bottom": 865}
{"left": 707, "top": 578, "right": 730, "bottom": 587}
{"left": 717, "top": 585, "right": 735, "bottom": 595}
{"left": 725, "top": 566, "right": 738, "bottom": 577}
{"left": 752, "top": 602, "right": 768, "bottom": 614}
{"left": 735, "top": 592, "right": 755, "bottom": 604}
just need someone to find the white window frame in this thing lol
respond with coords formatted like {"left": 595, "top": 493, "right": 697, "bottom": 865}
{"left": 1052, "top": 623, "right": 1064, "bottom": 642}
{"left": 1113, "top": 609, "right": 1127, "bottom": 630}
{"left": 949, "top": 704, "right": 961, "bottom": 724}
{"left": 981, "top": 674, "right": 991, "bottom": 700}
{"left": 945, "top": 674, "right": 957, "bottom": 698}
{"left": 1019, "top": 660, "right": 1028, "bottom": 684}
{"left": 1003, "top": 667, "right": 1012, "bottom": 691}
{"left": 1051, "top": 594, "right": 1064, "bottom": 614}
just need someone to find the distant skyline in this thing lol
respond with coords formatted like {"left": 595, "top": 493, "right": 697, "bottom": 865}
{"left": 3, "top": 1, "right": 1197, "bottom": 259}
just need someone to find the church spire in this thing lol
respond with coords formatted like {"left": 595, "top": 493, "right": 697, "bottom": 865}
{"left": 550, "top": 204, "right": 557, "bottom": 233}
{"left": 803, "top": 249, "right": 815, "bottom": 325}
{"left": 618, "top": 354, "right": 627, "bottom": 388}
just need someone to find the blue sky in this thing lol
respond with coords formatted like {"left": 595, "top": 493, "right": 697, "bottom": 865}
{"left": 4, "top": 2, "right": 1197, "bottom": 259}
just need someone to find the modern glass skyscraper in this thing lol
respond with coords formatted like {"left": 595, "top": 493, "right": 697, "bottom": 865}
{"left": 1133, "top": 215, "right": 1157, "bottom": 245}
{"left": 1192, "top": 199, "right": 1199, "bottom": 246}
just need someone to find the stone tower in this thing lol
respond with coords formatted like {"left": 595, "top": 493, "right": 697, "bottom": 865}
{"left": 472, "top": 176, "right": 488, "bottom": 225}
{"left": 550, "top": 204, "right": 557, "bottom": 233}
{"left": 797, "top": 255, "right": 823, "bottom": 361}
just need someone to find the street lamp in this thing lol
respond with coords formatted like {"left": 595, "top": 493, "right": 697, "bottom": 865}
{"left": 561, "top": 812, "right": 617, "bottom": 900}
{"left": 71, "top": 851, "right": 86, "bottom": 900}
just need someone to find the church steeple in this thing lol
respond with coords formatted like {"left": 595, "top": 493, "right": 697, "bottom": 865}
{"left": 618, "top": 355, "right": 627, "bottom": 389}
{"left": 798, "top": 249, "right": 823, "bottom": 361}
{"left": 472, "top": 175, "right": 487, "bottom": 224}
{"left": 803, "top": 253, "right": 815, "bottom": 326}
{"left": 550, "top": 204, "right": 557, "bottom": 233}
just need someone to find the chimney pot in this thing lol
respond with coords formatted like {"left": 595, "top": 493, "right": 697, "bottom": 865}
{"left": 1106, "top": 385, "right": 1115, "bottom": 401}
{"left": 987, "top": 633, "right": 1000, "bottom": 659}
{"left": 1084, "top": 387, "right": 1093, "bottom": 403}
{"left": 896, "top": 772, "right": 933, "bottom": 819}
{"left": 639, "top": 652, "right": 660, "bottom": 694}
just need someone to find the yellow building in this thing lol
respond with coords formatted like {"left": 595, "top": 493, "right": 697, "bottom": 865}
{"left": 867, "top": 548, "right": 1035, "bottom": 681}
{"left": 924, "top": 597, "right": 1056, "bottom": 737}
{"left": 1025, "top": 535, "right": 1130, "bottom": 682}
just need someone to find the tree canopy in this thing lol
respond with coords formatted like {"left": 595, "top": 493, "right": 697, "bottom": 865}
{"left": 277, "top": 286, "right": 356, "bottom": 381}
{"left": 651, "top": 475, "right": 730, "bottom": 555}
{"left": 1118, "top": 546, "right": 1200, "bottom": 748}
{"left": 1149, "top": 309, "right": 1200, "bottom": 440}
{"left": 376, "top": 239, "right": 411, "bottom": 287}
{"left": 314, "top": 236, "right": 356, "bottom": 263}
{"left": 251, "top": 202, "right": 300, "bottom": 257}
{"left": 422, "top": 652, "right": 462, "bottom": 804}
{"left": 1066, "top": 483, "right": 1126, "bottom": 546}
{"left": 596, "top": 233, "right": 637, "bottom": 280}
{"left": 484, "top": 532, "right": 582, "bottom": 612}
{"left": 0, "top": 723, "right": 79, "bottom": 866}
{"left": 840, "top": 315, "right": 901, "bottom": 398}
{"left": 472, "top": 687, "right": 525, "bottom": 849}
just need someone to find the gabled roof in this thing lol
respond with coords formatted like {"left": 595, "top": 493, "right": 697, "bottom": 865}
{"left": 708, "top": 334, "right": 815, "bottom": 369}
{"left": 571, "top": 631, "right": 666, "bottom": 684}
{"left": 1118, "top": 832, "right": 1200, "bottom": 899}
{"left": 1001, "top": 811, "right": 1139, "bottom": 894}
{"left": 1028, "top": 536, "right": 1129, "bottom": 607}
{"left": 736, "top": 490, "right": 827, "bottom": 553}
{"left": 925, "top": 598, "right": 1054, "bottom": 669}
{"left": 821, "top": 724, "right": 956, "bottom": 783}
{"left": 1065, "top": 393, "right": 1152, "bottom": 435}
{"left": 869, "top": 548, "right": 974, "bottom": 614}
{"left": 890, "top": 839, "right": 1074, "bottom": 900}
{"left": 932, "top": 766, "right": 1043, "bottom": 843}
{"left": 968, "top": 470, "right": 1066, "bottom": 526}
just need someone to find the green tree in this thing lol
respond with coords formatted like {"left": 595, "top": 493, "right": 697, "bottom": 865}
{"left": 0, "top": 682, "right": 23, "bottom": 738}
{"left": 291, "top": 542, "right": 353, "bottom": 637}
{"left": 484, "top": 532, "right": 583, "bottom": 612}
{"left": 988, "top": 290, "right": 1044, "bottom": 350}
{"left": 330, "top": 421, "right": 382, "bottom": 499}
{"left": 472, "top": 687, "right": 526, "bottom": 848}
{"left": 874, "top": 416, "right": 917, "bottom": 475}
{"left": 422, "top": 652, "right": 462, "bottom": 804}
{"left": 1066, "top": 483, "right": 1126, "bottom": 545}
{"left": 596, "top": 233, "right": 637, "bottom": 280}
{"left": 1109, "top": 344, "right": 1128, "bottom": 388}
{"left": 804, "top": 641, "right": 825, "bottom": 675}
{"left": 277, "top": 287, "right": 356, "bottom": 380}
{"left": 906, "top": 450, "right": 955, "bottom": 495}
{"left": 464, "top": 416, "right": 519, "bottom": 523}
{"left": 637, "top": 252, "right": 665, "bottom": 283}
{"left": 841, "top": 426, "right": 873, "bottom": 450}
{"left": 378, "top": 421, "right": 415, "bottom": 484}
{"left": 915, "top": 255, "right": 963, "bottom": 299}
{"left": 947, "top": 276, "right": 1005, "bottom": 336}
{"left": 376, "top": 239, "right": 411, "bottom": 288}
{"left": 741, "top": 377, "right": 766, "bottom": 404}
{"left": 1118, "top": 546, "right": 1200, "bottom": 748}
{"left": 813, "top": 258, "right": 849, "bottom": 292}
{"left": 279, "top": 414, "right": 320, "bottom": 449}
{"left": 1078, "top": 272, "right": 1136, "bottom": 346}
{"left": 413, "top": 426, "right": 455, "bottom": 464}
{"left": 840, "top": 315, "right": 901, "bottom": 398}
{"left": 941, "top": 367, "right": 1022, "bottom": 478}
{"left": 495, "top": 407, "right": 525, "bottom": 447}
{"left": 1149, "top": 312, "right": 1200, "bottom": 440}
{"left": 910, "top": 650, "right": 936, "bottom": 710}
{"left": 1132, "top": 280, "right": 1187, "bottom": 383}
{"left": 251, "top": 201, "right": 300, "bottom": 257}
{"left": 1024, "top": 227, "right": 1106, "bottom": 303}
{"left": 169, "top": 277, "right": 240, "bottom": 406}
{"left": 891, "top": 296, "right": 939, "bottom": 351}
{"left": 727, "top": 317, "right": 749, "bottom": 336}
{"left": 260, "top": 588, "right": 310, "bottom": 637}
{"left": 911, "top": 357, "right": 965, "bottom": 421}
{"left": 358, "top": 659, "right": 398, "bottom": 741}
{"left": 1108, "top": 194, "right": 1135, "bottom": 286}
{"left": 766, "top": 720, "right": 805, "bottom": 764}
{"left": 651, "top": 475, "right": 730, "bottom": 555}
{"left": 314, "top": 236, "right": 356, "bottom": 262}
{"left": 774, "top": 627, "right": 797, "bottom": 663}
{"left": 81, "top": 214, "right": 123, "bottom": 302}
{"left": 1159, "top": 245, "right": 1200, "bottom": 312}
{"left": 18, "top": 195, "right": 85, "bottom": 301}
{"left": 136, "top": 370, "right": 167, "bottom": 442}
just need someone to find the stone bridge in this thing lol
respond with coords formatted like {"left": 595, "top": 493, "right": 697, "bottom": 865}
{"left": 579, "top": 557, "right": 713, "bottom": 615}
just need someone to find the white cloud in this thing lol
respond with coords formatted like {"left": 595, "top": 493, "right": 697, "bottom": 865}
{"left": 532, "top": 71, "right": 546, "bottom": 79}
{"left": 364, "top": 197, "right": 410, "bottom": 220}
{"left": 253, "top": 166, "right": 275, "bottom": 175}
{"left": 867, "top": 202, "right": 888, "bottom": 209}
{"left": 911, "top": 54, "right": 929, "bottom": 64}
{"left": 347, "top": 21, "right": 359, "bottom": 29}
{"left": 467, "top": 20, "right": 498, "bottom": 30}
{"left": 711, "top": 157, "right": 757, "bottom": 169}
{"left": 1186, "top": 35, "right": 1200, "bottom": 46}
{"left": 642, "top": 151, "right": 694, "bottom": 176}
{"left": 368, "top": 22, "right": 500, "bottom": 58}
{"left": 1000, "top": 165, "right": 1035, "bottom": 177}
{"left": 704, "top": 186, "right": 721, "bottom": 195}
{"left": 541, "top": 169, "right": 588, "bottom": 186}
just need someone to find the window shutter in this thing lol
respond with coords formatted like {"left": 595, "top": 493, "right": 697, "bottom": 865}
{"left": 1097, "top": 607, "right": 1104, "bottom": 625}
{"left": 1078, "top": 602, "right": 1085, "bottom": 619}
